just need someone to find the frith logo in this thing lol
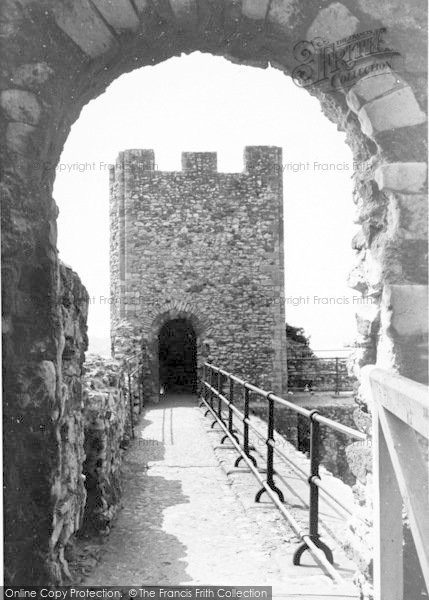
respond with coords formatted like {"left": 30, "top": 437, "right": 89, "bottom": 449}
{"left": 292, "top": 28, "right": 403, "bottom": 91}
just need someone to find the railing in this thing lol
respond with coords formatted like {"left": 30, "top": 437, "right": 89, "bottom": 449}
{"left": 363, "top": 366, "right": 429, "bottom": 600}
{"left": 287, "top": 356, "right": 355, "bottom": 394}
{"left": 124, "top": 351, "right": 145, "bottom": 438}
{"left": 200, "top": 362, "right": 367, "bottom": 582}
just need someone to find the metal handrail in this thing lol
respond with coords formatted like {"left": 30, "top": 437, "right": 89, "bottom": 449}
{"left": 201, "top": 362, "right": 367, "bottom": 580}
{"left": 201, "top": 399, "right": 343, "bottom": 583}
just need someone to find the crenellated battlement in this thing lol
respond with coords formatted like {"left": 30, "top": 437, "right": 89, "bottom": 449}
{"left": 110, "top": 146, "right": 283, "bottom": 176}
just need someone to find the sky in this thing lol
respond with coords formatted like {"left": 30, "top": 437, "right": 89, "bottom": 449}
{"left": 54, "top": 52, "right": 359, "bottom": 356}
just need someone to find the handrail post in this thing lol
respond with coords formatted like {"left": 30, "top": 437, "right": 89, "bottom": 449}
{"left": 199, "top": 364, "right": 207, "bottom": 408}
{"left": 234, "top": 385, "right": 257, "bottom": 466}
{"left": 335, "top": 357, "right": 339, "bottom": 396}
{"left": 266, "top": 394, "right": 276, "bottom": 490}
{"left": 203, "top": 365, "right": 212, "bottom": 416}
{"left": 210, "top": 368, "right": 215, "bottom": 409}
{"left": 293, "top": 410, "right": 333, "bottom": 565}
{"left": 255, "top": 393, "right": 284, "bottom": 503}
{"left": 127, "top": 366, "right": 135, "bottom": 439}
{"left": 244, "top": 387, "right": 250, "bottom": 457}
{"left": 221, "top": 375, "right": 239, "bottom": 445}
{"left": 138, "top": 363, "right": 142, "bottom": 414}
{"left": 228, "top": 376, "right": 234, "bottom": 435}
{"left": 203, "top": 364, "right": 207, "bottom": 402}
{"left": 209, "top": 368, "right": 221, "bottom": 428}
{"left": 217, "top": 369, "right": 222, "bottom": 420}
{"left": 308, "top": 416, "right": 320, "bottom": 539}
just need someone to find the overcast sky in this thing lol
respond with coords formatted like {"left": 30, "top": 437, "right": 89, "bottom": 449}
{"left": 54, "top": 52, "right": 359, "bottom": 355}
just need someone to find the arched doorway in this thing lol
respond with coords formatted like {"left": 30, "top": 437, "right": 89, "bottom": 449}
{"left": 1, "top": 0, "right": 427, "bottom": 587}
{"left": 158, "top": 318, "right": 197, "bottom": 395}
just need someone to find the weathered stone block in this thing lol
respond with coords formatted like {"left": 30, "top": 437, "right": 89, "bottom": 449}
{"left": 265, "top": 0, "right": 297, "bottom": 34}
{"left": 132, "top": 0, "right": 149, "bottom": 14}
{"left": 346, "top": 73, "right": 403, "bottom": 113}
{"left": 375, "top": 162, "right": 427, "bottom": 193}
{"left": 6, "top": 122, "right": 37, "bottom": 154}
{"left": 91, "top": 0, "right": 141, "bottom": 31}
{"left": 346, "top": 442, "right": 372, "bottom": 483}
{"left": 355, "top": 303, "right": 380, "bottom": 337}
{"left": 358, "top": 87, "right": 427, "bottom": 137}
{"left": 388, "top": 193, "right": 428, "bottom": 239}
{"left": 242, "top": 0, "right": 270, "bottom": 20}
{"left": 306, "top": 3, "right": 359, "bottom": 42}
{"left": 52, "top": 0, "right": 117, "bottom": 58}
{"left": 169, "top": 0, "right": 198, "bottom": 27}
{"left": 10, "top": 63, "right": 54, "bottom": 89}
{"left": 383, "top": 284, "right": 428, "bottom": 336}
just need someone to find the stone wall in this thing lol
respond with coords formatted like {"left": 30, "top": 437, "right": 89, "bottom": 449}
{"left": 1, "top": 0, "right": 427, "bottom": 590}
{"left": 81, "top": 356, "right": 130, "bottom": 536}
{"left": 2, "top": 260, "right": 131, "bottom": 584}
{"left": 1, "top": 261, "right": 91, "bottom": 585}
{"left": 51, "top": 263, "right": 89, "bottom": 582}
{"left": 110, "top": 147, "right": 287, "bottom": 400}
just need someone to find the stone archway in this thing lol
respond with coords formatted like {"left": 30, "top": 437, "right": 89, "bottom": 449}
{"left": 1, "top": 0, "right": 427, "bottom": 585}
{"left": 142, "top": 301, "right": 209, "bottom": 402}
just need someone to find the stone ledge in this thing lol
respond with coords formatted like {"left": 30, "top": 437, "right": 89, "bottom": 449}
{"left": 375, "top": 162, "right": 427, "bottom": 193}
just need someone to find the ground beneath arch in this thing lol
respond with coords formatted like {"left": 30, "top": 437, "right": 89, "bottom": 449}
{"left": 82, "top": 395, "right": 358, "bottom": 599}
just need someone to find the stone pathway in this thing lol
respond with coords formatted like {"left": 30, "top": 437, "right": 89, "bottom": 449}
{"left": 84, "top": 395, "right": 359, "bottom": 599}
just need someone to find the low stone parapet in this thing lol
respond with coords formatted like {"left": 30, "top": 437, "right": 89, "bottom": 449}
{"left": 80, "top": 355, "right": 131, "bottom": 535}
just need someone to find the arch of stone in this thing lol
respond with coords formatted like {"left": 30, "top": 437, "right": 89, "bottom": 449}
{"left": 143, "top": 303, "right": 209, "bottom": 402}
{"left": 1, "top": 0, "right": 427, "bottom": 586}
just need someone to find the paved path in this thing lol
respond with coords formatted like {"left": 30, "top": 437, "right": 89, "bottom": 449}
{"left": 84, "top": 395, "right": 359, "bottom": 598}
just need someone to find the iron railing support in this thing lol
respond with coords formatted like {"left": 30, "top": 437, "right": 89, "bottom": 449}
{"left": 199, "top": 364, "right": 206, "bottom": 408}
{"left": 127, "top": 368, "right": 135, "bottom": 439}
{"left": 234, "top": 386, "right": 257, "bottom": 466}
{"left": 335, "top": 358, "right": 340, "bottom": 396}
{"left": 255, "top": 393, "right": 283, "bottom": 502}
{"left": 293, "top": 410, "right": 333, "bottom": 565}
{"left": 221, "top": 376, "right": 239, "bottom": 444}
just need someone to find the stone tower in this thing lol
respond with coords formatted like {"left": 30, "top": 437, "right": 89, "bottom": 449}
{"left": 109, "top": 146, "right": 287, "bottom": 402}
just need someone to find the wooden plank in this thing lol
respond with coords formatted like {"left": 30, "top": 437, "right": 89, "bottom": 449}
{"left": 366, "top": 366, "right": 429, "bottom": 438}
{"left": 373, "top": 409, "right": 403, "bottom": 600}
{"left": 378, "top": 406, "right": 429, "bottom": 592}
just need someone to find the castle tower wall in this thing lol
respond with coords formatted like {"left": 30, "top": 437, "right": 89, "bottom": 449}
{"left": 110, "top": 146, "right": 287, "bottom": 402}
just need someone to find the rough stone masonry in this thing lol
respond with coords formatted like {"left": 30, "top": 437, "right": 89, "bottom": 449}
{"left": 1, "top": 0, "right": 427, "bottom": 592}
{"left": 109, "top": 146, "right": 288, "bottom": 402}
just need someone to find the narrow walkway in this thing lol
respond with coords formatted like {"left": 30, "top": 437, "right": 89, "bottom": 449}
{"left": 84, "top": 395, "right": 358, "bottom": 598}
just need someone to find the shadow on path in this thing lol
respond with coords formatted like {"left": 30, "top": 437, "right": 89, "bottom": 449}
{"left": 83, "top": 406, "right": 192, "bottom": 585}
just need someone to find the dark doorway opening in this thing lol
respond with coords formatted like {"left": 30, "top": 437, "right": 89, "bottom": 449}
{"left": 158, "top": 319, "right": 197, "bottom": 394}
